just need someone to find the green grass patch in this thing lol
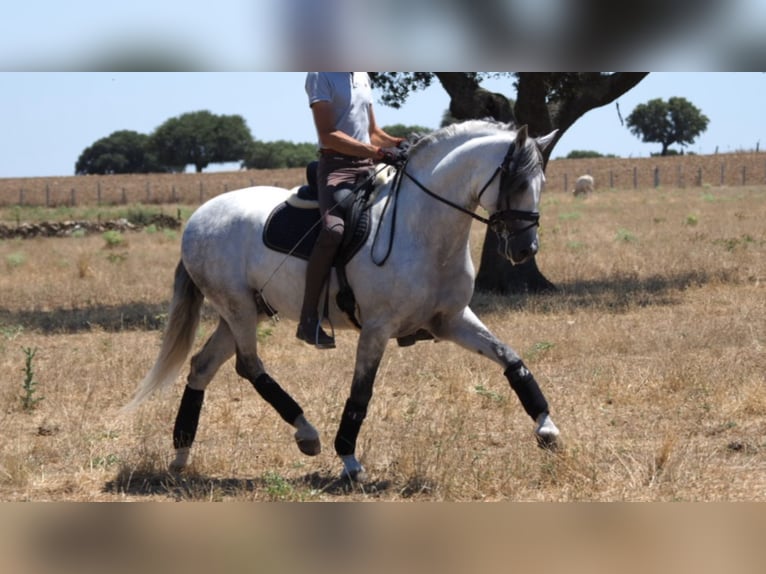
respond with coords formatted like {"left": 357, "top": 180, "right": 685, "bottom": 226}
{"left": 102, "top": 230, "right": 125, "bottom": 248}
{"left": 615, "top": 228, "right": 637, "bottom": 243}
{"left": 5, "top": 252, "right": 25, "bottom": 269}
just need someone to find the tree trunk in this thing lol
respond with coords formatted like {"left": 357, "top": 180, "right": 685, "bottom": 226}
{"left": 435, "top": 73, "right": 649, "bottom": 294}
{"left": 475, "top": 226, "right": 557, "bottom": 294}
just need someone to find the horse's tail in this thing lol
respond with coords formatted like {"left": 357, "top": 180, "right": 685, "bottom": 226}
{"left": 122, "top": 260, "right": 203, "bottom": 412}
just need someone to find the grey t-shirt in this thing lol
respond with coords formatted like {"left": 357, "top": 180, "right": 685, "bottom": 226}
{"left": 305, "top": 72, "right": 373, "bottom": 146}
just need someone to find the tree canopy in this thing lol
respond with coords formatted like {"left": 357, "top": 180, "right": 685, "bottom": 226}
{"left": 149, "top": 110, "right": 255, "bottom": 173}
{"left": 75, "top": 130, "right": 166, "bottom": 175}
{"left": 243, "top": 140, "right": 317, "bottom": 169}
{"left": 626, "top": 97, "right": 709, "bottom": 156}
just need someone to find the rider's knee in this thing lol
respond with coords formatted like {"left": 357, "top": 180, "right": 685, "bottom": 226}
{"left": 318, "top": 221, "right": 344, "bottom": 247}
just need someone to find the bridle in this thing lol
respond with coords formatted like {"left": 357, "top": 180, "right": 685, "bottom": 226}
{"left": 372, "top": 138, "right": 541, "bottom": 267}
{"left": 402, "top": 139, "right": 541, "bottom": 237}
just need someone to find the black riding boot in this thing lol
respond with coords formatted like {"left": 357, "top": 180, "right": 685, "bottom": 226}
{"left": 297, "top": 226, "right": 340, "bottom": 349}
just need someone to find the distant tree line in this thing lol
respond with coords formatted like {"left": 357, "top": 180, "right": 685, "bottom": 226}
{"left": 75, "top": 111, "right": 432, "bottom": 175}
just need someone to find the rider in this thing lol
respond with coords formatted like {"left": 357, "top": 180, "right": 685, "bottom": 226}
{"left": 298, "top": 72, "right": 408, "bottom": 349}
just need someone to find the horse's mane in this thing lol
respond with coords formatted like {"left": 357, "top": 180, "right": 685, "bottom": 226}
{"left": 411, "top": 120, "right": 541, "bottom": 179}
{"left": 411, "top": 119, "right": 515, "bottom": 155}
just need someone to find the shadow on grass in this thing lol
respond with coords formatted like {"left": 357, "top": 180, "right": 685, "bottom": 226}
{"left": 103, "top": 466, "right": 392, "bottom": 500}
{"left": 473, "top": 269, "right": 738, "bottom": 314}
{"left": 0, "top": 302, "right": 220, "bottom": 334}
{"left": 5, "top": 270, "right": 738, "bottom": 334}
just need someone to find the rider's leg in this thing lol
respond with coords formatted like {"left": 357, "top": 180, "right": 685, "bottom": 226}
{"left": 297, "top": 214, "right": 343, "bottom": 349}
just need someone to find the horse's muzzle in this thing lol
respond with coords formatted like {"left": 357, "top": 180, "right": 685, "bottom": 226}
{"left": 496, "top": 226, "right": 539, "bottom": 265}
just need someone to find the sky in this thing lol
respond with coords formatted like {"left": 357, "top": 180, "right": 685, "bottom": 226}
{"left": 0, "top": 73, "right": 764, "bottom": 179}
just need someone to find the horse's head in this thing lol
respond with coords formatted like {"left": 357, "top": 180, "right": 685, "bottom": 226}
{"left": 483, "top": 125, "right": 556, "bottom": 265}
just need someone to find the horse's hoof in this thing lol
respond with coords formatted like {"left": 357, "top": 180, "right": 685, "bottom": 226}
{"left": 296, "top": 437, "right": 321, "bottom": 456}
{"left": 535, "top": 414, "right": 561, "bottom": 452}
{"left": 340, "top": 455, "right": 368, "bottom": 483}
{"left": 341, "top": 467, "right": 369, "bottom": 484}
{"left": 294, "top": 417, "right": 321, "bottom": 456}
{"left": 169, "top": 448, "right": 190, "bottom": 473}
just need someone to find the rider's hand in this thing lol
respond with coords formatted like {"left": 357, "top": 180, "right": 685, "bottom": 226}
{"left": 377, "top": 146, "right": 408, "bottom": 168}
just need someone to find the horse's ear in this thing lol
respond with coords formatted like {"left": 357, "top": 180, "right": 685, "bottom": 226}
{"left": 515, "top": 125, "right": 528, "bottom": 146}
{"left": 535, "top": 129, "right": 558, "bottom": 152}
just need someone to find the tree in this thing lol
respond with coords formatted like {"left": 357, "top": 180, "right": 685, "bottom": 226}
{"left": 243, "top": 140, "right": 317, "bottom": 169}
{"left": 75, "top": 130, "right": 165, "bottom": 175}
{"left": 626, "top": 97, "right": 709, "bottom": 156}
{"left": 150, "top": 110, "right": 254, "bottom": 173}
{"left": 370, "top": 72, "right": 648, "bottom": 294}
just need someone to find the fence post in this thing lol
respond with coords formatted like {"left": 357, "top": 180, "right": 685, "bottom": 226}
{"left": 654, "top": 166, "right": 660, "bottom": 188}
{"left": 46, "top": 183, "right": 51, "bottom": 207}
{"left": 146, "top": 181, "right": 151, "bottom": 203}
{"left": 633, "top": 166, "right": 638, "bottom": 189}
{"left": 171, "top": 185, "right": 177, "bottom": 203}
{"left": 720, "top": 163, "right": 725, "bottom": 186}
{"left": 563, "top": 173, "right": 568, "bottom": 193}
{"left": 97, "top": 181, "right": 102, "bottom": 205}
{"left": 122, "top": 188, "right": 127, "bottom": 205}
{"left": 199, "top": 181, "right": 204, "bottom": 203}
{"left": 697, "top": 167, "right": 702, "bottom": 186}
{"left": 609, "top": 170, "right": 614, "bottom": 189}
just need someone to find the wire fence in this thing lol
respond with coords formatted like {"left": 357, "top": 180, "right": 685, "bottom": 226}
{"left": 546, "top": 152, "right": 766, "bottom": 193}
{"left": 0, "top": 153, "right": 764, "bottom": 209}
{"left": 0, "top": 169, "right": 305, "bottom": 209}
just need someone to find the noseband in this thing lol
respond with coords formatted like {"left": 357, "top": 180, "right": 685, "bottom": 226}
{"left": 404, "top": 140, "right": 541, "bottom": 237}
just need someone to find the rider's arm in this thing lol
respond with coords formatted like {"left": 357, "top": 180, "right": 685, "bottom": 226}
{"left": 311, "top": 101, "right": 380, "bottom": 159}
{"left": 368, "top": 105, "right": 404, "bottom": 149}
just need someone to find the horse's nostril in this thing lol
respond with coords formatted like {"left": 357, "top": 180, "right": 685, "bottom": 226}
{"left": 515, "top": 243, "right": 538, "bottom": 262}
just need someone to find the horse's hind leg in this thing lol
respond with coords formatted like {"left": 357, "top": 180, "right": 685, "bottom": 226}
{"left": 171, "top": 318, "right": 236, "bottom": 472}
{"left": 228, "top": 318, "right": 321, "bottom": 456}
{"left": 434, "top": 307, "right": 560, "bottom": 449}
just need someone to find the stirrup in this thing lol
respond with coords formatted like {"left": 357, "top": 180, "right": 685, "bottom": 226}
{"left": 296, "top": 318, "right": 335, "bottom": 349}
{"left": 313, "top": 318, "right": 336, "bottom": 349}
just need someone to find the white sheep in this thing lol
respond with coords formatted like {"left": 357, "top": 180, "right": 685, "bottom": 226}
{"left": 573, "top": 174, "right": 594, "bottom": 197}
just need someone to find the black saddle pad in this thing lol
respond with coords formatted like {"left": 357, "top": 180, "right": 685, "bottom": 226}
{"left": 263, "top": 202, "right": 321, "bottom": 260}
{"left": 263, "top": 201, "right": 370, "bottom": 263}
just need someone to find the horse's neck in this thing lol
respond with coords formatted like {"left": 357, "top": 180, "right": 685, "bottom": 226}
{"left": 376, "top": 136, "right": 493, "bottom": 262}
{"left": 403, "top": 134, "right": 497, "bottom": 220}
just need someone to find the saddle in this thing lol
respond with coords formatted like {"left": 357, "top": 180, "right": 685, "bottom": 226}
{"left": 262, "top": 162, "right": 434, "bottom": 347}
{"left": 262, "top": 162, "right": 375, "bottom": 328}
{"left": 263, "top": 161, "right": 373, "bottom": 263}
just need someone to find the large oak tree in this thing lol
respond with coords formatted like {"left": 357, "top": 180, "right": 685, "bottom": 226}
{"left": 371, "top": 73, "right": 649, "bottom": 294}
{"left": 150, "top": 110, "right": 254, "bottom": 173}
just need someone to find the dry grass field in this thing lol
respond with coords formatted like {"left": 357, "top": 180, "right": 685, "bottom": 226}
{"left": 0, "top": 159, "right": 764, "bottom": 501}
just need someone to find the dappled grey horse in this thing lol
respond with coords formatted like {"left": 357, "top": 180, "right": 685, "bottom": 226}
{"left": 125, "top": 121, "right": 560, "bottom": 482}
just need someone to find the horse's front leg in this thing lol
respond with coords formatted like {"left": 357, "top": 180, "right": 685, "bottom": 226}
{"left": 334, "top": 327, "right": 389, "bottom": 483}
{"left": 434, "top": 307, "right": 560, "bottom": 449}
